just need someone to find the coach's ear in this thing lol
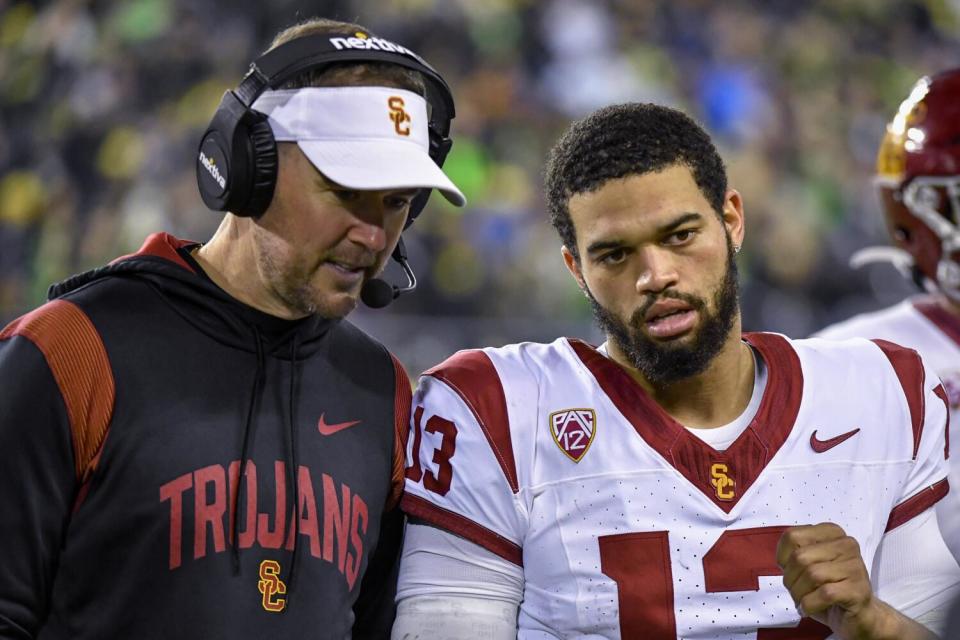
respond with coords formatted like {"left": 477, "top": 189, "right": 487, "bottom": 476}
{"left": 561, "top": 246, "right": 588, "bottom": 293}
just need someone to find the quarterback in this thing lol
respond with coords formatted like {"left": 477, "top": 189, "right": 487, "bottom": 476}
{"left": 391, "top": 103, "right": 960, "bottom": 639}
{"left": 815, "top": 68, "right": 960, "bottom": 563}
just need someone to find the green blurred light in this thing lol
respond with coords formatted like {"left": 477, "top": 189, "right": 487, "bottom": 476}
{"left": 2, "top": 54, "right": 43, "bottom": 103}
{"left": 109, "top": 0, "right": 173, "bottom": 43}
{"left": 433, "top": 242, "right": 485, "bottom": 297}
{"left": 97, "top": 127, "right": 147, "bottom": 180}
{"left": 439, "top": 137, "right": 490, "bottom": 207}
{"left": 0, "top": 170, "right": 46, "bottom": 226}
{"left": 0, "top": 3, "right": 35, "bottom": 47}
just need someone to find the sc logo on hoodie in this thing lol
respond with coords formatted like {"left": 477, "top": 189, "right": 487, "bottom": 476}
{"left": 258, "top": 559, "right": 287, "bottom": 612}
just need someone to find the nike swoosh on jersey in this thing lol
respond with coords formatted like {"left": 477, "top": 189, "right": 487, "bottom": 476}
{"left": 809, "top": 428, "right": 861, "bottom": 453}
{"left": 317, "top": 414, "right": 362, "bottom": 436}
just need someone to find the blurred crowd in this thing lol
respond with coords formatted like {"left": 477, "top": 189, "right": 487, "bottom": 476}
{"left": 2, "top": 0, "right": 959, "bottom": 375}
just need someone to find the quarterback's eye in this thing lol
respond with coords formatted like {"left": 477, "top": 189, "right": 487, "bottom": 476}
{"left": 599, "top": 248, "right": 627, "bottom": 265}
{"left": 664, "top": 229, "right": 696, "bottom": 246}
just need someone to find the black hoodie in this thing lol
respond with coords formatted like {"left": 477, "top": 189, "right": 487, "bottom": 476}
{"left": 0, "top": 233, "right": 410, "bottom": 639}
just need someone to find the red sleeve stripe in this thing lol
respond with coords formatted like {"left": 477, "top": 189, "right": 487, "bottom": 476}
{"left": 934, "top": 384, "right": 950, "bottom": 460}
{"left": 401, "top": 493, "right": 523, "bottom": 566}
{"left": 425, "top": 350, "right": 519, "bottom": 493}
{"left": 885, "top": 479, "right": 949, "bottom": 532}
{"left": 388, "top": 354, "right": 412, "bottom": 511}
{"left": 0, "top": 299, "right": 115, "bottom": 482}
{"left": 872, "top": 339, "right": 925, "bottom": 459}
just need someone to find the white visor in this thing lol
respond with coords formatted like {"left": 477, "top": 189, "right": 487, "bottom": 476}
{"left": 252, "top": 86, "right": 466, "bottom": 206}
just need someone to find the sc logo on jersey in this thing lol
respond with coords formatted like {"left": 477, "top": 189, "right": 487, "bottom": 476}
{"left": 258, "top": 559, "right": 287, "bottom": 612}
{"left": 710, "top": 463, "right": 735, "bottom": 501}
{"left": 549, "top": 408, "right": 596, "bottom": 463}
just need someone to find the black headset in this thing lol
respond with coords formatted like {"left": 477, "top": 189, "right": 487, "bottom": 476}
{"left": 195, "top": 31, "right": 456, "bottom": 224}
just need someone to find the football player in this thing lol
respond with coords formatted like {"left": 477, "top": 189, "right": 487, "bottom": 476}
{"left": 815, "top": 68, "right": 960, "bottom": 563}
{"left": 391, "top": 102, "right": 960, "bottom": 639}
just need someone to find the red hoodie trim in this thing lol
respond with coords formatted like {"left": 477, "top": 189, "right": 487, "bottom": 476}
{"left": 0, "top": 300, "right": 115, "bottom": 485}
{"left": 110, "top": 232, "right": 198, "bottom": 273}
{"left": 388, "top": 354, "right": 412, "bottom": 511}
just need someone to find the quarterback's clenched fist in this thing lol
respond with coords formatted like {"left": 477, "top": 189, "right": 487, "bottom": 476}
{"left": 777, "top": 523, "right": 936, "bottom": 640}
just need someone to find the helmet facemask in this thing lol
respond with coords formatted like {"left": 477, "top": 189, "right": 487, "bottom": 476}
{"left": 896, "top": 176, "right": 960, "bottom": 300}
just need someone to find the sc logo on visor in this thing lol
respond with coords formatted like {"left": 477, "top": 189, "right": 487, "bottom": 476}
{"left": 388, "top": 96, "right": 411, "bottom": 136}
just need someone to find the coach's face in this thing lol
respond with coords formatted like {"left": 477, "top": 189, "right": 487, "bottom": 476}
{"left": 562, "top": 163, "right": 745, "bottom": 385}
{"left": 251, "top": 144, "right": 417, "bottom": 319}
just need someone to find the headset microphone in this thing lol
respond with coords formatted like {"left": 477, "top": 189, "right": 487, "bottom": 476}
{"left": 361, "top": 237, "right": 418, "bottom": 309}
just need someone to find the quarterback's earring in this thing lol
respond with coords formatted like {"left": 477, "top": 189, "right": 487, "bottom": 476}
{"left": 733, "top": 244, "right": 742, "bottom": 255}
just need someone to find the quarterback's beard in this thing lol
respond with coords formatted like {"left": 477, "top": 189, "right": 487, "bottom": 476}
{"left": 587, "top": 240, "right": 740, "bottom": 387}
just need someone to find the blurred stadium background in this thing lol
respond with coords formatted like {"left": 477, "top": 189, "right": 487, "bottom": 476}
{"left": 2, "top": 0, "right": 960, "bottom": 375}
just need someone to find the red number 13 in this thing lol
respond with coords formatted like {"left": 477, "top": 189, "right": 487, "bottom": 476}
{"left": 405, "top": 406, "right": 458, "bottom": 496}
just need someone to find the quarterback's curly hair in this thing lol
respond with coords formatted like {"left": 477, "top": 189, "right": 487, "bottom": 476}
{"left": 545, "top": 103, "right": 727, "bottom": 261}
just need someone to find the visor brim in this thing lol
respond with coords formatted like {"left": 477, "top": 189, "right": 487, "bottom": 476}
{"left": 297, "top": 140, "right": 466, "bottom": 207}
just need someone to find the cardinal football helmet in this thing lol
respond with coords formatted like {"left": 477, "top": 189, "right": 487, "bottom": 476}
{"left": 858, "top": 68, "right": 960, "bottom": 301}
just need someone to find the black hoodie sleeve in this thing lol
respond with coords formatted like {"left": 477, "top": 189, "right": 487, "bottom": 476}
{"left": 0, "top": 334, "right": 78, "bottom": 638}
{"left": 350, "top": 506, "right": 404, "bottom": 639}
{"left": 350, "top": 352, "right": 411, "bottom": 638}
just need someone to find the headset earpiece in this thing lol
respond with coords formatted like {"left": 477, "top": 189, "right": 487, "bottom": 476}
{"left": 242, "top": 115, "right": 279, "bottom": 217}
{"left": 197, "top": 90, "right": 278, "bottom": 217}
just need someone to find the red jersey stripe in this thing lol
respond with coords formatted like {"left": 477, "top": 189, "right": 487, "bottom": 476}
{"left": 885, "top": 479, "right": 949, "bottom": 532}
{"left": 425, "top": 350, "right": 519, "bottom": 493}
{"left": 872, "top": 339, "right": 926, "bottom": 459}
{"left": 401, "top": 493, "right": 523, "bottom": 566}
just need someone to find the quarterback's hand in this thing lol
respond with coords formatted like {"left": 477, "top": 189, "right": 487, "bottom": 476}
{"left": 776, "top": 523, "right": 936, "bottom": 640}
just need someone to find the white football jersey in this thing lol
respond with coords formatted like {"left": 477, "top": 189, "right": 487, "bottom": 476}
{"left": 401, "top": 333, "right": 951, "bottom": 639}
{"left": 817, "top": 296, "right": 960, "bottom": 560}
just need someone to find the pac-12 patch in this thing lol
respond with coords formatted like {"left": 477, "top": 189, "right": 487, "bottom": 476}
{"left": 549, "top": 408, "right": 596, "bottom": 463}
